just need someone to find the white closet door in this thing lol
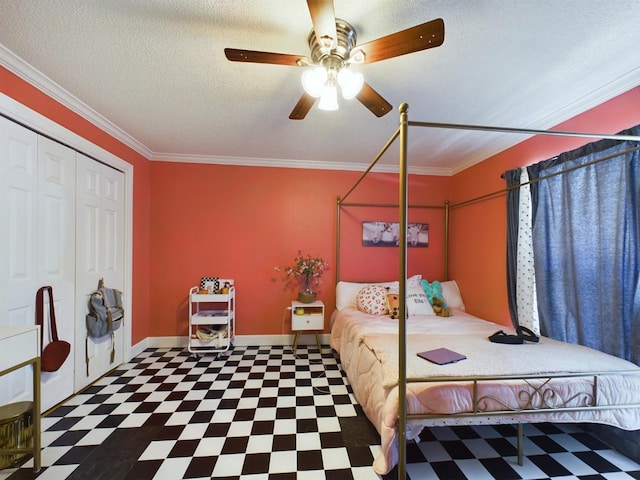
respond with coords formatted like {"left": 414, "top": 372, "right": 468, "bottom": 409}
{"left": 74, "top": 153, "right": 125, "bottom": 391}
{"left": 37, "top": 136, "right": 76, "bottom": 411}
{"left": 0, "top": 116, "right": 39, "bottom": 406}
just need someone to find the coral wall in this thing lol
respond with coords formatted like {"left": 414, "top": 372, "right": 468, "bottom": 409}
{"left": 450, "top": 86, "right": 640, "bottom": 326}
{"left": 149, "top": 162, "right": 451, "bottom": 336}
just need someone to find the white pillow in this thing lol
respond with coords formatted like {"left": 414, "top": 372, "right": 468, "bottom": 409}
{"left": 381, "top": 274, "right": 421, "bottom": 293}
{"left": 406, "top": 286, "right": 435, "bottom": 316}
{"left": 441, "top": 280, "right": 465, "bottom": 311}
{"left": 335, "top": 280, "right": 399, "bottom": 310}
{"left": 356, "top": 285, "right": 389, "bottom": 315}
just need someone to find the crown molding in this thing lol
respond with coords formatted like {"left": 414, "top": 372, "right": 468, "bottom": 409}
{"left": 7, "top": 42, "right": 635, "bottom": 178}
{"left": 0, "top": 45, "right": 153, "bottom": 159}
{"left": 151, "top": 152, "right": 452, "bottom": 176}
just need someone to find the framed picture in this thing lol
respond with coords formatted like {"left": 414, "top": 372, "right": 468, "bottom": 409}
{"left": 362, "top": 221, "right": 429, "bottom": 247}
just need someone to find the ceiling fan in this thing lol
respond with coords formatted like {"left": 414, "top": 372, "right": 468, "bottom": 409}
{"left": 224, "top": 0, "right": 445, "bottom": 120}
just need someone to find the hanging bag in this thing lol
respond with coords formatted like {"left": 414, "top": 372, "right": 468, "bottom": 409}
{"left": 85, "top": 278, "right": 124, "bottom": 375}
{"left": 86, "top": 279, "right": 124, "bottom": 338}
{"left": 36, "top": 286, "right": 71, "bottom": 372}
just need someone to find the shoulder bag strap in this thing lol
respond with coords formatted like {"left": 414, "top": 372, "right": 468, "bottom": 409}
{"left": 36, "top": 286, "right": 59, "bottom": 350}
{"left": 114, "top": 289, "right": 123, "bottom": 310}
{"left": 36, "top": 286, "right": 45, "bottom": 352}
{"left": 111, "top": 288, "right": 124, "bottom": 324}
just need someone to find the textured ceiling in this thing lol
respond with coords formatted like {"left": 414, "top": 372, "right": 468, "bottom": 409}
{"left": 1, "top": 1, "right": 639, "bottom": 174}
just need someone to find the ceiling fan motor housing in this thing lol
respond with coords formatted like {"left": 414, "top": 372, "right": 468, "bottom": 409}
{"left": 308, "top": 19, "right": 359, "bottom": 68}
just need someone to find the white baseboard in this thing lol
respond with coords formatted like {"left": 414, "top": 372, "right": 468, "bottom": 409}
{"left": 129, "top": 333, "right": 331, "bottom": 359}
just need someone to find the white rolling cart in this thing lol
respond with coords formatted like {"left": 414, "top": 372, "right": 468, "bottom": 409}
{"left": 188, "top": 278, "right": 235, "bottom": 358}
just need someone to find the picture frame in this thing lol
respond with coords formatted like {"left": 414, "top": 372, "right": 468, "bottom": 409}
{"left": 362, "top": 221, "right": 429, "bottom": 247}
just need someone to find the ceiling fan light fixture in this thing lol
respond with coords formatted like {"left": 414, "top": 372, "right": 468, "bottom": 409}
{"left": 318, "top": 35, "right": 337, "bottom": 52}
{"left": 349, "top": 47, "right": 366, "bottom": 64}
{"left": 337, "top": 68, "right": 363, "bottom": 99}
{"left": 318, "top": 84, "right": 339, "bottom": 111}
{"left": 301, "top": 66, "right": 328, "bottom": 98}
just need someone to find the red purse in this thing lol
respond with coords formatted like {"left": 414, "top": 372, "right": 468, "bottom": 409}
{"left": 36, "top": 286, "right": 71, "bottom": 372}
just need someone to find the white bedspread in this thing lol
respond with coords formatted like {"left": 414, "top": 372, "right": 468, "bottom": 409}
{"left": 330, "top": 307, "right": 640, "bottom": 475}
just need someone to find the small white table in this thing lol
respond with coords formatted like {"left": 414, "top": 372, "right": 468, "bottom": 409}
{"left": 291, "top": 300, "right": 324, "bottom": 353}
{"left": 0, "top": 326, "right": 41, "bottom": 472}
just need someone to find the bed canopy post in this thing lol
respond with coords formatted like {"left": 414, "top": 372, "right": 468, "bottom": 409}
{"left": 398, "top": 102, "right": 409, "bottom": 480}
{"left": 335, "top": 196, "right": 342, "bottom": 283}
{"left": 444, "top": 200, "right": 450, "bottom": 281}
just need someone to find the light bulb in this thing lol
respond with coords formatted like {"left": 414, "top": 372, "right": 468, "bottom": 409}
{"left": 301, "top": 67, "right": 327, "bottom": 98}
{"left": 318, "top": 85, "right": 338, "bottom": 111}
{"left": 337, "top": 68, "right": 363, "bottom": 99}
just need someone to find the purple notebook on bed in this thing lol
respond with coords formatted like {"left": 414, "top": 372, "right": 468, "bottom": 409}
{"left": 417, "top": 347, "right": 466, "bottom": 365}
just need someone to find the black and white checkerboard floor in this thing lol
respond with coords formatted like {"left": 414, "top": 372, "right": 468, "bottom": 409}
{"left": 4, "top": 345, "right": 640, "bottom": 479}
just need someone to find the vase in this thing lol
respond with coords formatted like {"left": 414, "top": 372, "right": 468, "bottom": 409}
{"left": 297, "top": 275, "right": 316, "bottom": 303}
{"left": 298, "top": 289, "right": 316, "bottom": 303}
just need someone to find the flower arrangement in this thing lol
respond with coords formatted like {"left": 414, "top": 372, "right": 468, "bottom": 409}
{"left": 275, "top": 250, "right": 330, "bottom": 295}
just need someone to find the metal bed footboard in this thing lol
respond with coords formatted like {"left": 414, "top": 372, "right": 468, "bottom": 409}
{"left": 405, "top": 370, "right": 640, "bottom": 466}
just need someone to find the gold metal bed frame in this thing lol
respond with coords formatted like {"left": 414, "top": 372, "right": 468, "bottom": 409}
{"left": 334, "top": 102, "right": 640, "bottom": 478}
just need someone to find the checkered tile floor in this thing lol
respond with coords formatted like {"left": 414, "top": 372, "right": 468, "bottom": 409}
{"left": 4, "top": 345, "right": 640, "bottom": 479}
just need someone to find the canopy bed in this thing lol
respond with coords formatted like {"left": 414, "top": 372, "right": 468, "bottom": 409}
{"left": 331, "top": 103, "right": 640, "bottom": 477}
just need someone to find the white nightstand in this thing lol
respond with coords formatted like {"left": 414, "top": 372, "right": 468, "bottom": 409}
{"left": 291, "top": 300, "right": 324, "bottom": 353}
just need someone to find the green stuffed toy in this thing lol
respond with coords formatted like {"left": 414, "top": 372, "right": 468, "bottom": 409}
{"left": 420, "top": 279, "right": 450, "bottom": 317}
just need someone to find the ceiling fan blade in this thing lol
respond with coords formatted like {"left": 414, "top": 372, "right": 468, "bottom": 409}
{"left": 359, "top": 18, "right": 445, "bottom": 64}
{"left": 224, "top": 48, "right": 307, "bottom": 66}
{"left": 289, "top": 93, "right": 316, "bottom": 120}
{"left": 356, "top": 82, "right": 393, "bottom": 118}
{"left": 307, "top": 0, "right": 337, "bottom": 49}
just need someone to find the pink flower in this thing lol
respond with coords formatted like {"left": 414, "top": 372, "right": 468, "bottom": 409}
{"left": 276, "top": 250, "right": 329, "bottom": 291}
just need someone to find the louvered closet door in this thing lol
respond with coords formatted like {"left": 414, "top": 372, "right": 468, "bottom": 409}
{"left": 0, "top": 116, "right": 39, "bottom": 407}
{"left": 74, "top": 153, "right": 125, "bottom": 391}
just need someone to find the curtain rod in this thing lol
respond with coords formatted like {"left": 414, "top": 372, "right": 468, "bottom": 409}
{"left": 450, "top": 144, "right": 640, "bottom": 209}
{"left": 339, "top": 201, "right": 444, "bottom": 209}
{"left": 408, "top": 120, "right": 640, "bottom": 142}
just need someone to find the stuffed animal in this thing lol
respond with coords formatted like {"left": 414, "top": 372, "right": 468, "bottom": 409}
{"left": 420, "top": 279, "right": 441, "bottom": 303}
{"left": 387, "top": 293, "right": 400, "bottom": 319}
{"left": 431, "top": 296, "right": 451, "bottom": 317}
{"left": 420, "top": 279, "right": 451, "bottom": 317}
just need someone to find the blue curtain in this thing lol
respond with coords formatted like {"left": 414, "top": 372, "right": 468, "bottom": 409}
{"left": 528, "top": 126, "right": 640, "bottom": 364}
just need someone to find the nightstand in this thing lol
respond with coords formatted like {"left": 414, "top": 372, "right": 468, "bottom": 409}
{"left": 291, "top": 300, "right": 324, "bottom": 353}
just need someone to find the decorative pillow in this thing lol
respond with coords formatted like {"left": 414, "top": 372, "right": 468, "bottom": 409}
{"left": 387, "top": 293, "right": 400, "bottom": 319}
{"left": 406, "top": 286, "right": 435, "bottom": 316}
{"left": 356, "top": 285, "right": 390, "bottom": 315}
{"left": 441, "top": 280, "right": 465, "bottom": 311}
{"left": 336, "top": 280, "right": 399, "bottom": 310}
{"left": 384, "top": 276, "right": 421, "bottom": 295}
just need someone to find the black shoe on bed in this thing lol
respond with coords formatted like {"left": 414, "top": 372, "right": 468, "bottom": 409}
{"left": 488, "top": 330, "right": 524, "bottom": 344}
{"left": 517, "top": 325, "right": 540, "bottom": 343}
